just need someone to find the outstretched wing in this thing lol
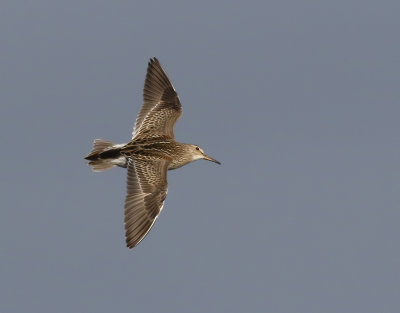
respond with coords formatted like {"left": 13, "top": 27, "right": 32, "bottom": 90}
{"left": 124, "top": 158, "right": 170, "bottom": 248}
{"left": 132, "top": 58, "right": 182, "bottom": 139}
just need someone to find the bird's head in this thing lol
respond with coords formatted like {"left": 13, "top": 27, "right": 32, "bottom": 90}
{"left": 189, "top": 145, "right": 221, "bottom": 165}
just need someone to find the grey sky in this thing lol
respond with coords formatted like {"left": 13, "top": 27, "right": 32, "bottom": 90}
{"left": 1, "top": 0, "right": 399, "bottom": 312}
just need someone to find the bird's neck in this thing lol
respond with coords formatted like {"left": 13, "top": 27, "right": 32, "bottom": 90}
{"left": 168, "top": 143, "right": 197, "bottom": 170}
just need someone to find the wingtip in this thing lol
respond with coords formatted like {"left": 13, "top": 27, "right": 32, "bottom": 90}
{"left": 149, "top": 57, "right": 160, "bottom": 66}
{"left": 126, "top": 240, "right": 138, "bottom": 249}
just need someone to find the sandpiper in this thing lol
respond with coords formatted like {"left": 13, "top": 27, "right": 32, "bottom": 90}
{"left": 85, "top": 58, "right": 220, "bottom": 249}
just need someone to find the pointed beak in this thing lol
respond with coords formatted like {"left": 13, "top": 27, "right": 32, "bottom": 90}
{"left": 202, "top": 153, "right": 221, "bottom": 165}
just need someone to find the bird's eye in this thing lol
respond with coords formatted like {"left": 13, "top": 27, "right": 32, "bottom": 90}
{"left": 195, "top": 147, "right": 200, "bottom": 151}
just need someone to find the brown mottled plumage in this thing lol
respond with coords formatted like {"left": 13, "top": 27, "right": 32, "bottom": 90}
{"left": 85, "top": 58, "right": 220, "bottom": 249}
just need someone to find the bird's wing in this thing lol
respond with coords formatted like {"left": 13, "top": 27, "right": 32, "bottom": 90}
{"left": 124, "top": 157, "right": 170, "bottom": 248}
{"left": 132, "top": 58, "right": 182, "bottom": 139}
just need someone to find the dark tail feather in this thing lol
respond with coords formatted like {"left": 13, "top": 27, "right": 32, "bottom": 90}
{"left": 85, "top": 139, "right": 127, "bottom": 172}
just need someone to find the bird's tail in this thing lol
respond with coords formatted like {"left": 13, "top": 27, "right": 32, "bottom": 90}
{"left": 85, "top": 139, "right": 127, "bottom": 172}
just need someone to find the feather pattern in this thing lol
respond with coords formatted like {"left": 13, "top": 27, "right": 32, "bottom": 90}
{"left": 124, "top": 158, "right": 169, "bottom": 248}
{"left": 132, "top": 58, "right": 182, "bottom": 139}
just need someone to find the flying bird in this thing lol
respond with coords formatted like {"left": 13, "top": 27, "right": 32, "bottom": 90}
{"left": 85, "top": 58, "right": 220, "bottom": 249}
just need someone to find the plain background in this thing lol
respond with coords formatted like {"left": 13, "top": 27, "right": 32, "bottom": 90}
{"left": 1, "top": 1, "right": 399, "bottom": 312}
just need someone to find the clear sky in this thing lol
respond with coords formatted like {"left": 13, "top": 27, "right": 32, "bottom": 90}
{"left": 1, "top": 1, "right": 399, "bottom": 312}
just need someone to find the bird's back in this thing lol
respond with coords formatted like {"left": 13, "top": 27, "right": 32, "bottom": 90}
{"left": 121, "top": 136, "right": 192, "bottom": 169}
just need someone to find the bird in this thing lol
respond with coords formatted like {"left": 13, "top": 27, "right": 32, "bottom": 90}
{"left": 85, "top": 57, "right": 220, "bottom": 249}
